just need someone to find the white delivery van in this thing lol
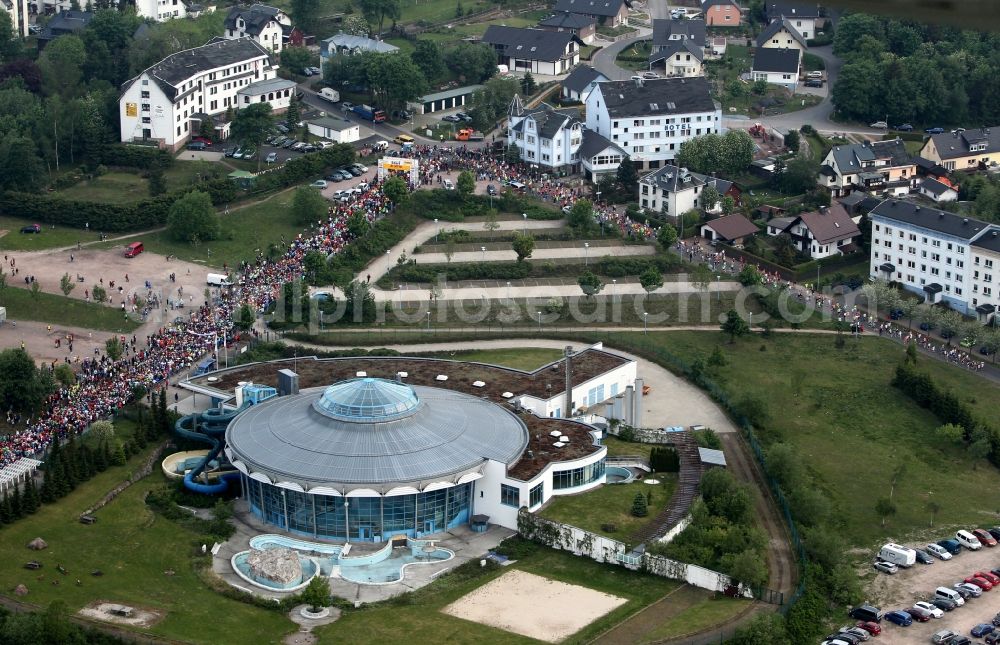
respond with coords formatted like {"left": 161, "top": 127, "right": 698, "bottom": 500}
{"left": 956, "top": 530, "right": 982, "bottom": 550}
{"left": 206, "top": 273, "right": 232, "bottom": 287}
{"left": 934, "top": 586, "right": 965, "bottom": 606}
{"left": 319, "top": 87, "right": 340, "bottom": 103}
{"left": 878, "top": 543, "right": 917, "bottom": 568}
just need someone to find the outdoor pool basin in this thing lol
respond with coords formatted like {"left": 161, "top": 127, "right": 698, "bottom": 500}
{"left": 235, "top": 534, "right": 454, "bottom": 587}
{"left": 605, "top": 466, "right": 635, "bottom": 484}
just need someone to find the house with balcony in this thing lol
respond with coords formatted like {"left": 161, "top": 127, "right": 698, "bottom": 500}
{"left": 702, "top": 0, "right": 742, "bottom": 26}
{"left": 818, "top": 139, "right": 915, "bottom": 198}
{"left": 919, "top": 127, "right": 1000, "bottom": 172}
{"left": 585, "top": 76, "right": 721, "bottom": 171}
{"left": 638, "top": 163, "right": 738, "bottom": 219}
{"left": 552, "top": 0, "right": 631, "bottom": 28}
{"left": 223, "top": 4, "right": 291, "bottom": 53}
{"left": 764, "top": 1, "right": 821, "bottom": 39}
{"left": 319, "top": 33, "right": 399, "bottom": 68}
{"left": 649, "top": 39, "right": 704, "bottom": 78}
{"left": 782, "top": 203, "right": 860, "bottom": 259}
{"left": 482, "top": 26, "right": 581, "bottom": 76}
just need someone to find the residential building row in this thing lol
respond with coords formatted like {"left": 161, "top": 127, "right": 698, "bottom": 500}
{"left": 870, "top": 200, "right": 1000, "bottom": 320}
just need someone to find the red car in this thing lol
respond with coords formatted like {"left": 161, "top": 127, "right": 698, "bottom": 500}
{"left": 191, "top": 136, "right": 213, "bottom": 146}
{"left": 974, "top": 529, "right": 998, "bottom": 547}
{"left": 966, "top": 575, "right": 994, "bottom": 591}
{"left": 857, "top": 621, "right": 881, "bottom": 636}
{"left": 978, "top": 570, "right": 1000, "bottom": 585}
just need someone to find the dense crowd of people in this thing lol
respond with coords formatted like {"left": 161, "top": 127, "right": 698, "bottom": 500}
{"left": 1, "top": 145, "right": 657, "bottom": 468}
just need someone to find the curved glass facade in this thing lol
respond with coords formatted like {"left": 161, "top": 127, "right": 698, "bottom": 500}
{"left": 242, "top": 475, "right": 472, "bottom": 541}
{"left": 552, "top": 459, "right": 606, "bottom": 490}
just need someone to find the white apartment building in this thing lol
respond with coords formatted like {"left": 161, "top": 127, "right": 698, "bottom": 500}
{"left": 868, "top": 199, "right": 1000, "bottom": 315}
{"left": 119, "top": 37, "right": 278, "bottom": 151}
{"left": 585, "top": 77, "right": 721, "bottom": 171}
{"left": 638, "top": 164, "right": 735, "bottom": 219}
{"left": 1, "top": 0, "right": 29, "bottom": 38}
{"left": 135, "top": 0, "right": 188, "bottom": 22}
{"left": 971, "top": 231, "right": 1000, "bottom": 323}
{"left": 223, "top": 4, "right": 290, "bottom": 53}
{"left": 508, "top": 97, "right": 626, "bottom": 179}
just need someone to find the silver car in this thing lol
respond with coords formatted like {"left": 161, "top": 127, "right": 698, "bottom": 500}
{"left": 874, "top": 560, "right": 898, "bottom": 574}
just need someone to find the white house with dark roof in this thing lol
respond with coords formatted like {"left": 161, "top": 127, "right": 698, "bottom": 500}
{"left": 585, "top": 77, "right": 721, "bottom": 171}
{"left": 919, "top": 127, "right": 1000, "bottom": 172}
{"left": 919, "top": 178, "right": 958, "bottom": 203}
{"left": 750, "top": 47, "right": 799, "bottom": 90}
{"left": 783, "top": 204, "right": 860, "bottom": 259}
{"left": 652, "top": 18, "right": 707, "bottom": 54}
{"left": 639, "top": 163, "right": 735, "bottom": 218}
{"left": 764, "top": 1, "right": 821, "bottom": 39}
{"left": 307, "top": 115, "right": 360, "bottom": 144}
{"left": 700, "top": 214, "right": 759, "bottom": 245}
{"left": 818, "top": 139, "right": 916, "bottom": 198}
{"left": 649, "top": 39, "right": 704, "bottom": 77}
{"left": 561, "top": 65, "right": 607, "bottom": 103}
{"left": 755, "top": 18, "right": 807, "bottom": 52}
{"left": 224, "top": 4, "right": 291, "bottom": 53}
{"left": 482, "top": 26, "right": 581, "bottom": 75}
{"left": 235, "top": 76, "right": 295, "bottom": 111}
{"left": 971, "top": 229, "right": 1000, "bottom": 322}
{"left": 319, "top": 33, "right": 399, "bottom": 68}
{"left": 552, "top": 0, "right": 631, "bottom": 27}
{"left": 537, "top": 12, "right": 597, "bottom": 44}
{"left": 1, "top": 0, "right": 28, "bottom": 38}
{"left": 119, "top": 37, "right": 277, "bottom": 150}
{"left": 868, "top": 199, "right": 1000, "bottom": 313}
{"left": 134, "top": 0, "right": 188, "bottom": 22}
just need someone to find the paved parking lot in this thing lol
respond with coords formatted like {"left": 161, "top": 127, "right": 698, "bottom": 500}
{"left": 862, "top": 540, "right": 1000, "bottom": 644}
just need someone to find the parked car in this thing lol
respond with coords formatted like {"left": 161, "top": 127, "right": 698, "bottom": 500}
{"left": 957, "top": 530, "right": 983, "bottom": 550}
{"left": 821, "top": 640, "right": 850, "bottom": 645}
{"left": 828, "top": 632, "right": 861, "bottom": 645}
{"left": 224, "top": 147, "right": 236, "bottom": 157}
{"left": 346, "top": 166, "right": 363, "bottom": 176}
{"left": 988, "top": 528, "right": 1000, "bottom": 542}
{"left": 456, "top": 112, "right": 473, "bottom": 122}
{"left": 838, "top": 626, "right": 870, "bottom": 641}
{"left": 926, "top": 127, "right": 946, "bottom": 134}
{"left": 973, "top": 624, "right": 996, "bottom": 638}
{"left": 948, "top": 638, "right": 972, "bottom": 645}
{"left": 308, "top": 66, "right": 322, "bottom": 75}
{"left": 964, "top": 575, "right": 992, "bottom": 591}
{"left": 350, "top": 163, "right": 368, "bottom": 173}
{"left": 986, "top": 632, "right": 1000, "bottom": 645}
{"left": 341, "top": 102, "right": 355, "bottom": 112}
{"left": 310, "top": 180, "right": 327, "bottom": 189}
{"left": 187, "top": 141, "right": 207, "bottom": 151}
{"left": 973, "top": 529, "right": 997, "bottom": 546}
{"left": 265, "top": 152, "right": 278, "bottom": 164}
{"left": 276, "top": 124, "right": 290, "bottom": 134}
{"left": 993, "top": 612, "right": 1000, "bottom": 628}
{"left": 874, "top": 560, "right": 898, "bottom": 574}
{"left": 20, "top": 223, "right": 41, "bottom": 234}
{"left": 907, "top": 605, "right": 932, "bottom": 622}
{"left": 977, "top": 570, "right": 1000, "bottom": 585}
{"left": 642, "top": 71, "right": 661, "bottom": 79}
{"left": 302, "top": 67, "right": 314, "bottom": 76}
{"left": 914, "top": 549, "right": 935, "bottom": 564}
{"left": 895, "top": 123, "right": 914, "bottom": 131}
{"left": 937, "top": 538, "right": 962, "bottom": 554}
{"left": 849, "top": 605, "right": 882, "bottom": 623}
{"left": 804, "top": 79, "right": 823, "bottom": 87}
{"left": 855, "top": 621, "right": 881, "bottom": 635}
{"left": 956, "top": 582, "right": 982, "bottom": 598}
{"left": 933, "top": 630, "right": 958, "bottom": 644}
{"left": 442, "top": 114, "right": 462, "bottom": 123}
{"left": 884, "top": 610, "right": 912, "bottom": 626}
{"left": 927, "top": 543, "right": 953, "bottom": 559}
{"left": 192, "top": 136, "right": 213, "bottom": 146}
{"left": 232, "top": 147, "right": 244, "bottom": 159}
{"left": 913, "top": 601, "right": 943, "bottom": 618}
{"left": 242, "top": 148, "right": 256, "bottom": 160}
{"left": 931, "top": 597, "right": 957, "bottom": 612}
{"left": 442, "top": 179, "right": 455, "bottom": 190}
{"left": 282, "top": 139, "right": 297, "bottom": 149}
{"left": 870, "top": 121, "right": 888, "bottom": 129}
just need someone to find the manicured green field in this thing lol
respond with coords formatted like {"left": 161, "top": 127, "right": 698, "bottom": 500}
{"left": 399, "top": 0, "right": 492, "bottom": 25}
{"left": 602, "top": 436, "right": 655, "bottom": 461}
{"left": 539, "top": 475, "right": 678, "bottom": 539}
{"left": 0, "top": 455, "right": 295, "bottom": 644}
{"left": 55, "top": 172, "right": 149, "bottom": 204}
{"left": 615, "top": 330, "right": 1000, "bottom": 547}
{"left": 101, "top": 190, "right": 304, "bottom": 270}
{"left": 436, "top": 347, "right": 563, "bottom": 371}
{"left": 0, "top": 285, "right": 141, "bottom": 332}
{"left": 638, "top": 587, "right": 751, "bottom": 643}
{"left": 0, "top": 217, "right": 103, "bottom": 252}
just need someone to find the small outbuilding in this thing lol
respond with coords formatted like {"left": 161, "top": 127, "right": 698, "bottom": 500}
{"left": 698, "top": 447, "right": 727, "bottom": 468}
{"left": 306, "top": 115, "right": 361, "bottom": 143}
{"left": 700, "top": 214, "right": 759, "bottom": 245}
{"left": 919, "top": 177, "right": 958, "bottom": 203}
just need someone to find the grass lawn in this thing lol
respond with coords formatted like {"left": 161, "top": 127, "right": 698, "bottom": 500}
{"left": 431, "top": 347, "right": 563, "bottom": 371}
{"left": 539, "top": 476, "right": 678, "bottom": 539}
{"left": 615, "top": 41, "right": 652, "bottom": 72}
{"left": 0, "top": 453, "right": 295, "bottom": 644}
{"left": 0, "top": 285, "right": 141, "bottom": 333}
{"left": 611, "top": 331, "right": 1000, "bottom": 547}
{"left": 163, "top": 160, "right": 226, "bottom": 191}
{"left": 903, "top": 139, "right": 924, "bottom": 156}
{"left": 638, "top": 587, "right": 752, "bottom": 643}
{"left": 602, "top": 436, "right": 654, "bottom": 461}
{"left": 100, "top": 190, "right": 304, "bottom": 270}
{"left": 316, "top": 545, "right": 683, "bottom": 645}
{"left": 399, "top": 0, "right": 491, "bottom": 25}
{"left": 0, "top": 217, "right": 103, "bottom": 252}
{"left": 56, "top": 172, "right": 150, "bottom": 204}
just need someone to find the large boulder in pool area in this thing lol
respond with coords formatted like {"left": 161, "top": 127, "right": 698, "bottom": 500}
{"left": 247, "top": 547, "right": 302, "bottom": 586}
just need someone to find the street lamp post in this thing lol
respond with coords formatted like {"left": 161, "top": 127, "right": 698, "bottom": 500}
{"left": 537, "top": 311, "right": 541, "bottom": 330}
{"left": 643, "top": 311, "right": 648, "bottom": 335}
{"left": 481, "top": 246, "right": 486, "bottom": 261}
{"left": 716, "top": 274, "right": 721, "bottom": 302}
{"left": 595, "top": 191, "right": 601, "bottom": 204}
{"left": 584, "top": 242, "right": 590, "bottom": 266}
{"left": 506, "top": 281, "right": 511, "bottom": 302}
{"left": 612, "top": 279, "right": 617, "bottom": 302}
{"left": 522, "top": 213, "right": 527, "bottom": 235}
{"left": 434, "top": 218, "right": 439, "bottom": 243}
{"left": 426, "top": 310, "right": 431, "bottom": 330}
{"left": 385, "top": 249, "right": 391, "bottom": 272}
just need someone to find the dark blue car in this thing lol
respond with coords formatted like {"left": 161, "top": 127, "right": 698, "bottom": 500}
{"left": 926, "top": 127, "right": 945, "bottom": 134}
{"left": 973, "top": 624, "right": 995, "bottom": 638}
{"left": 885, "top": 610, "right": 912, "bottom": 626}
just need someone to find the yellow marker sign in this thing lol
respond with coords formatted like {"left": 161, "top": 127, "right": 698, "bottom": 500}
{"left": 125, "top": 103, "right": 137, "bottom": 117}
{"left": 382, "top": 161, "right": 413, "bottom": 171}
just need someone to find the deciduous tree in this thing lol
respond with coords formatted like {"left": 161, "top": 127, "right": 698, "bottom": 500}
{"left": 167, "top": 191, "right": 220, "bottom": 243}
{"left": 511, "top": 233, "right": 535, "bottom": 262}
{"left": 721, "top": 309, "right": 750, "bottom": 342}
{"left": 292, "top": 186, "right": 328, "bottom": 226}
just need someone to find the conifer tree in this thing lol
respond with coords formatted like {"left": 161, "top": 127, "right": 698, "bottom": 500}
{"left": 135, "top": 418, "right": 148, "bottom": 449}
{"left": 40, "top": 463, "right": 55, "bottom": 504}
{"left": 159, "top": 389, "right": 169, "bottom": 435}
{"left": 630, "top": 491, "right": 648, "bottom": 517}
{"left": 111, "top": 440, "right": 127, "bottom": 467}
{"left": 0, "top": 491, "right": 11, "bottom": 524}
{"left": 94, "top": 440, "right": 108, "bottom": 472}
{"left": 103, "top": 440, "right": 113, "bottom": 469}
{"left": 10, "top": 484, "right": 23, "bottom": 519}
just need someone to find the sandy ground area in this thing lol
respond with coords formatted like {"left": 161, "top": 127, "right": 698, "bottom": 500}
{"left": 78, "top": 601, "right": 164, "bottom": 628}
{"left": 442, "top": 569, "right": 627, "bottom": 643}
{"left": 860, "top": 540, "right": 1000, "bottom": 644}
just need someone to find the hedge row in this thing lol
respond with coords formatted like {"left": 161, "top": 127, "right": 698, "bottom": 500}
{"left": 0, "top": 191, "right": 179, "bottom": 232}
{"left": 98, "top": 144, "right": 174, "bottom": 170}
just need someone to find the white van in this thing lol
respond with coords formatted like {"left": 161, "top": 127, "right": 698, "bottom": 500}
{"left": 934, "top": 586, "right": 965, "bottom": 606}
{"left": 878, "top": 543, "right": 916, "bottom": 568}
{"left": 206, "top": 273, "right": 232, "bottom": 287}
{"left": 956, "top": 530, "right": 983, "bottom": 550}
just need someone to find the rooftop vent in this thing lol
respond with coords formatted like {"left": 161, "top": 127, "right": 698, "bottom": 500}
{"left": 435, "top": 374, "right": 448, "bottom": 381}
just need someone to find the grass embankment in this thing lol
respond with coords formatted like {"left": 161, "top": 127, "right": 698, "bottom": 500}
{"left": 0, "top": 218, "right": 103, "bottom": 252}
{"left": 99, "top": 191, "right": 304, "bottom": 270}
{"left": 0, "top": 445, "right": 294, "bottom": 643}
{"left": 0, "top": 286, "right": 141, "bottom": 332}
{"left": 605, "top": 330, "right": 1000, "bottom": 547}
{"left": 54, "top": 162, "right": 222, "bottom": 205}
{"left": 433, "top": 347, "right": 563, "bottom": 371}
{"left": 539, "top": 475, "right": 678, "bottom": 539}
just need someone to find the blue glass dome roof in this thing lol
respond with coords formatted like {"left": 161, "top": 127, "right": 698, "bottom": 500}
{"left": 312, "top": 378, "right": 421, "bottom": 423}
